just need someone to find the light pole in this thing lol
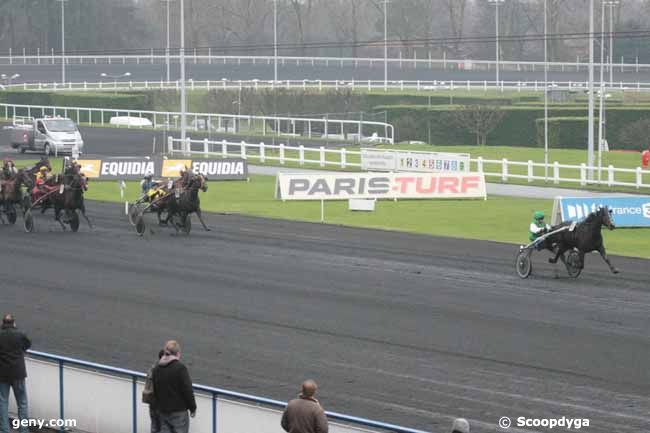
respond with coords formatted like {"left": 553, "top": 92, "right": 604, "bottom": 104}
{"left": 543, "top": 0, "right": 548, "bottom": 181}
{"left": 1, "top": 74, "right": 20, "bottom": 86}
{"left": 274, "top": 0, "right": 278, "bottom": 83}
{"left": 598, "top": 0, "right": 606, "bottom": 182}
{"left": 100, "top": 72, "right": 132, "bottom": 95}
{"left": 488, "top": 0, "right": 505, "bottom": 85}
{"left": 383, "top": 0, "right": 389, "bottom": 90}
{"left": 56, "top": 0, "right": 68, "bottom": 85}
{"left": 161, "top": 0, "right": 174, "bottom": 83}
{"left": 180, "top": 0, "right": 187, "bottom": 145}
{"left": 604, "top": 0, "right": 619, "bottom": 86}
{"left": 587, "top": 0, "right": 595, "bottom": 180}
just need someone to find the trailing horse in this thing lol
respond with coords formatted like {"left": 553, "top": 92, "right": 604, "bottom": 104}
{"left": 546, "top": 206, "right": 618, "bottom": 274}
{"left": 0, "top": 169, "right": 33, "bottom": 224}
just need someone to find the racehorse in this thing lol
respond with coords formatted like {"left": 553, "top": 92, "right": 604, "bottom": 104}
{"left": 546, "top": 206, "right": 618, "bottom": 274}
{"left": 39, "top": 172, "right": 93, "bottom": 231}
{"left": 162, "top": 173, "right": 210, "bottom": 233}
{"left": 0, "top": 169, "right": 33, "bottom": 224}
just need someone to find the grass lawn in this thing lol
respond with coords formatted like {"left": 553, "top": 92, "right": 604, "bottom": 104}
{"left": 84, "top": 175, "right": 650, "bottom": 259}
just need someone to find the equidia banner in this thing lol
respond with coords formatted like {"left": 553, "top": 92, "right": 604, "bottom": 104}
{"left": 360, "top": 148, "right": 470, "bottom": 173}
{"left": 78, "top": 158, "right": 248, "bottom": 180}
{"left": 276, "top": 172, "right": 487, "bottom": 200}
{"left": 552, "top": 196, "right": 650, "bottom": 227}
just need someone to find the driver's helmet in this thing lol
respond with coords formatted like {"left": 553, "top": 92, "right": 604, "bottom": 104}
{"left": 534, "top": 211, "right": 545, "bottom": 221}
{"left": 3, "top": 157, "right": 12, "bottom": 166}
{"left": 144, "top": 174, "right": 153, "bottom": 180}
{"left": 39, "top": 166, "right": 48, "bottom": 173}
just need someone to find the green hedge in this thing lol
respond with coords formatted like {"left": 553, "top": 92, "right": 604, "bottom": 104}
{"left": 2, "top": 91, "right": 150, "bottom": 110}
{"left": 534, "top": 117, "right": 597, "bottom": 149}
{"left": 376, "top": 104, "right": 650, "bottom": 149}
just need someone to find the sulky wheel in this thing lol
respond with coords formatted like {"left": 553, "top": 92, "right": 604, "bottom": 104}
{"left": 128, "top": 204, "right": 142, "bottom": 226}
{"left": 565, "top": 249, "right": 582, "bottom": 278}
{"left": 135, "top": 215, "right": 146, "bottom": 236}
{"left": 23, "top": 210, "right": 34, "bottom": 233}
{"left": 515, "top": 248, "right": 533, "bottom": 279}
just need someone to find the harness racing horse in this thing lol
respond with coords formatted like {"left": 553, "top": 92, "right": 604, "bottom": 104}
{"left": 0, "top": 169, "right": 33, "bottom": 224}
{"left": 24, "top": 173, "right": 93, "bottom": 232}
{"left": 546, "top": 206, "right": 618, "bottom": 274}
{"left": 136, "top": 174, "right": 210, "bottom": 235}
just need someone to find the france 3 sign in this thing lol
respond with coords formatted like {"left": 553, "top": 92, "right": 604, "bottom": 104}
{"left": 554, "top": 196, "right": 650, "bottom": 228}
{"left": 77, "top": 158, "right": 248, "bottom": 180}
{"left": 276, "top": 172, "right": 487, "bottom": 201}
{"left": 360, "top": 148, "right": 470, "bottom": 173}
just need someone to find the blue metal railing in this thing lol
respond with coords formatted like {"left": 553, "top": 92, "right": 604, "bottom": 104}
{"left": 27, "top": 350, "right": 429, "bottom": 433}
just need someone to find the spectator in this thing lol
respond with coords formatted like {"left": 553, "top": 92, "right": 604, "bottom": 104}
{"left": 152, "top": 341, "right": 196, "bottom": 433}
{"left": 450, "top": 418, "right": 470, "bottom": 433}
{"left": 0, "top": 314, "right": 31, "bottom": 433}
{"left": 143, "top": 349, "right": 165, "bottom": 433}
{"left": 281, "top": 380, "right": 328, "bottom": 433}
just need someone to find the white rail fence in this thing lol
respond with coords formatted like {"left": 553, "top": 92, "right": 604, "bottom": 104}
{"left": 168, "top": 137, "right": 650, "bottom": 190}
{"left": 0, "top": 50, "right": 646, "bottom": 73}
{"left": 13, "top": 351, "right": 425, "bottom": 433}
{"left": 3, "top": 79, "right": 650, "bottom": 93}
{"left": 0, "top": 103, "right": 394, "bottom": 143}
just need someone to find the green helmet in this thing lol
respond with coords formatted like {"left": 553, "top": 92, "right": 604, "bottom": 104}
{"left": 534, "top": 211, "right": 545, "bottom": 221}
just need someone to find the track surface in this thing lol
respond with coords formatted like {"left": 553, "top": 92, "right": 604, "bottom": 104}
{"left": 0, "top": 201, "right": 649, "bottom": 432}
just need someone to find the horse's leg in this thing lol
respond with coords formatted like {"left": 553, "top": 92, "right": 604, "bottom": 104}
{"left": 549, "top": 244, "right": 567, "bottom": 264}
{"left": 195, "top": 209, "right": 211, "bottom": 231}
{"left": 80, "top": 203, "right": 94, "bottom": 229}
{"left": 597, "top": 245, "right": 619, "bottom": 274}
{"left": 54, "top": 207, "right": 66, "bottom": 230}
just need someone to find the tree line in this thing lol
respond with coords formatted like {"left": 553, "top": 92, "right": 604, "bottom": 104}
{"left": 1, "top": 0, "right": 650, "bottom": 62}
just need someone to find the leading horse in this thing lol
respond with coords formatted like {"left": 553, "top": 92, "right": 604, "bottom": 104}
{"left": 162, "top": 173, "right": 211, "bottom": 233}
{"left": 546, "top": 206, "right": 618, "bottom": 274}
{"left": 0, "top": 169, "right": 33, "bottom": 224}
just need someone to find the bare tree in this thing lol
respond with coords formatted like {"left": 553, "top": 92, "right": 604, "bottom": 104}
{"left": 446, "top": 105, "right": 506, "bottom": 146}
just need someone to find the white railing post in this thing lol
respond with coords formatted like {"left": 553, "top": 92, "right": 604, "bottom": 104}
{"left": 477, "top": 157, "right": 484, "bottom": 174}
{"left": 167, "top": 136, "right": 174, "bottom": 154}
{"left": 279, "top": 143, "right": 285, "bottom": 165}
{"left": 320, "top": 146, "right": 325, "bottom": 167}
{"left": 636, "top": 167, "right": 642, "bottom": 189}
{"left": 203, "top": 138, "right": 209, "bottom": 155}
{"left": 260, "top": 142, "right": 265, "bottom": 163}
{"left": 299, "top": 145, "right": 305, "bottom": 166}
{"left": 341, "top": 148, "right": 346, "bottom": 169}
{"left": 222, "top": 140, "right": 227, "bottom": 157}
{"left": 185, "top": 137, "right": 191, "bottom": 155}
{"left": 527, "top": 160, "right": 533, "bottom": 182}
{"left": 553, "top": 162, "right": 560, "bottom": 184}
{"left": 607, "top": 165, "right": 614, "bottom": 187}
{"left": 240, "top": 141, "right": 247, "bottom": 159}
{"left": 501, "top": 158, "right": 508, "bottom": 182}
{"left": 580, "top": 163, "right": 587, "bottom": 186}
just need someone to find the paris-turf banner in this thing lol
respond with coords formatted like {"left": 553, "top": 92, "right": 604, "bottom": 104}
{"left": 275, "top": 172, "right": 486, "bottom": 200}
{"left": 77, "top": 157, "right": 248, "bottom": 180}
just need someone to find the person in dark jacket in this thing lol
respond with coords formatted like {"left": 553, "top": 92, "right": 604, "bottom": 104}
{"left": 281, "top": 380, "right": 328, "bottom": 433}
{"left": 152, "top": 341, "right": 196, "bottom": 433}
{"left": 0, "top": 314, "right": 31, "bottom": 433}
{"left": 146, "top": 349, "right": 165, "bottom": 433}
